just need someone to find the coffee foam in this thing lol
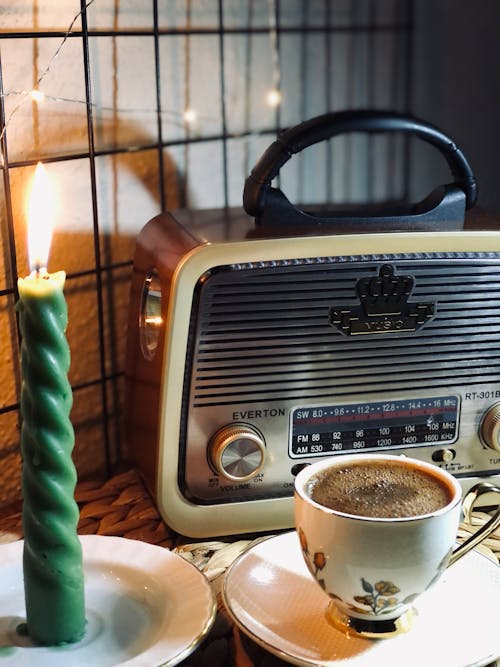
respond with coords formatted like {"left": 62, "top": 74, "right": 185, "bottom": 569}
{"left": 308, "top": 460, "right": 453, "bottom": 518}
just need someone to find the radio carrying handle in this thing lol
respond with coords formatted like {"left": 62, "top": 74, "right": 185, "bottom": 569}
{"left": 243, "top": 110, "right": 478, "bottom": 230}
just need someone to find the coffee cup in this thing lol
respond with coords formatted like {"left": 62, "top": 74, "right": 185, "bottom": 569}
{"left": 294, "top": 453, "right": 500, "bottom": 638}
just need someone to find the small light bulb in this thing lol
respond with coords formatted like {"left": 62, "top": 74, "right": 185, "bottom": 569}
{"left": 30, "top": 89, "right": 45, "bottom": 103}
{"left": 183, "top": 108, "right": 198, "bottom": 126}
{"left": 266, "top": 89, "right": 282, "bottom": 108}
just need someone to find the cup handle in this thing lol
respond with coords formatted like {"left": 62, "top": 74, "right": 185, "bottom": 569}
{"left": 448, "top": 481, "right": 500, "bottom": 567}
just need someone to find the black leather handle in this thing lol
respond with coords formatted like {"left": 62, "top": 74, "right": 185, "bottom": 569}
{"left": 243, "top": 109, "right": 478, "bottom": 225}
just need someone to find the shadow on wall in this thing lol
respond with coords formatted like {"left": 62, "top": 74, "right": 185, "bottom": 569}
{"left": 0, "top": 115, "right": 185, "bottom": 512}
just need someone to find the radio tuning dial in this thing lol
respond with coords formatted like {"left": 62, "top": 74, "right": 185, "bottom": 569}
{"left": 480, "top": 403, "right": 500, "bottom": 451}
{"left": 209, "top": 425, "right": 266, "bottom": 481}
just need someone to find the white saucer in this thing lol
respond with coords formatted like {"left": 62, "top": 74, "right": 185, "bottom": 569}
{"left": 222, "top": 531, "right": 500, "bottom": 667}
{"left": 0, "top": 535, "right": 216, "bottom": 666}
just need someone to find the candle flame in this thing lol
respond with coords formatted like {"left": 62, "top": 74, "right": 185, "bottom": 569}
{"left": 27, "top": 162, "right": 54, "bottom": 274}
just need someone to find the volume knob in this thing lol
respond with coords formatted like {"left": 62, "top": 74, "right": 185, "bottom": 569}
{"left": 209, "top": 425, "right": 266, "bottom": 481}
{"left": 480, "top": 403, "right": 500, "bottom": 451}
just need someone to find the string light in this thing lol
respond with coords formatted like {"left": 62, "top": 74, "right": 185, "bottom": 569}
{"left": 266, "top": 89, "right": 282, "bottom": 108}
{"left": 30, "top": 89, "right": 45, "bottom": 103}
{"left": 267, "top": 0, "right": 282, "bottom": 111}
{"left": 1, "top": 0, "right": 283, "bottom": 147}
{"left": 1, "top": 88, "right": 216, "bottom": 132}
{"left": 183, "top": 108, "right": 198, "bottom": 126}
{"left": 0, "top": 1, "right": 97, "bottom": 143}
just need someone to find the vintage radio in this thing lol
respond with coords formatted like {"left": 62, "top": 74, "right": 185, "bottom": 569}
{"left": 126, "top": 110, "right": 500, "bottom": 537}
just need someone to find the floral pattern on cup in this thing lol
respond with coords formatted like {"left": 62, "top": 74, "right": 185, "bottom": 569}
{"left": 298, "top": 527, "right": 328, "bottom": 589}
{"left": 298, "top": 527, "right": 419, "bottom": 617}
{"left": 298, "top": 528, "right": 326, "bottom": 574}
{"left": 354, "top": 578, "right": 401, "bottom": 615}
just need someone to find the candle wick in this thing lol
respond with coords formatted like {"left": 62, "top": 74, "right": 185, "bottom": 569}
{"left": 32, "top": 264, "right": 49, "bottom": 279}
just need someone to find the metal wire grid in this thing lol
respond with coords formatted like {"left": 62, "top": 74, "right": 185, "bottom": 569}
{"left": 0, "top": 0, "right": 413, "bottom": 509}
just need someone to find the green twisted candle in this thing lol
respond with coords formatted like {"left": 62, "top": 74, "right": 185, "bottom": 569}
{"left": 17, "top": 270, "right": 86, "bottom": 645}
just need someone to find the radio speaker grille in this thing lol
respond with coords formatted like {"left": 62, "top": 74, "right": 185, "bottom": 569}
{"left": 190, "top": 254, "right": 500, "bottom": 406}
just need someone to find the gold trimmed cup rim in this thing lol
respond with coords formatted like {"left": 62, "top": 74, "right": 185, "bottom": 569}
{"left": 294, "top": 453, "right": 462, "bottom": 523}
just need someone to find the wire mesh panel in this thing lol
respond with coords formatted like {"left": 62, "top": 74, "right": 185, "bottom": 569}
{"left": 0, "top": 0, "right": 413, "bottom": 511}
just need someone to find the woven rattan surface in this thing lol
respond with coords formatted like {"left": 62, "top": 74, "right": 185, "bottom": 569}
{"left": 0, "top": 468, "right": 498, "bottom": 666}
{"left": 0, "top": 469, "right": 179, "bottom": 547}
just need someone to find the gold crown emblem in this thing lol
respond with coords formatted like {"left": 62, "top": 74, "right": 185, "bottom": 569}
{"left": 329, "top": 264, "right": 436, "bottom": 335}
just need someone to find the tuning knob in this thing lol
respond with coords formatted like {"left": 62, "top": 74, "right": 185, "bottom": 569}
{"left": 480, "top": 403, "right": 500, "bottom": 451}
{"left": 209, "top": 425, "right": 266, "bottom": 481}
